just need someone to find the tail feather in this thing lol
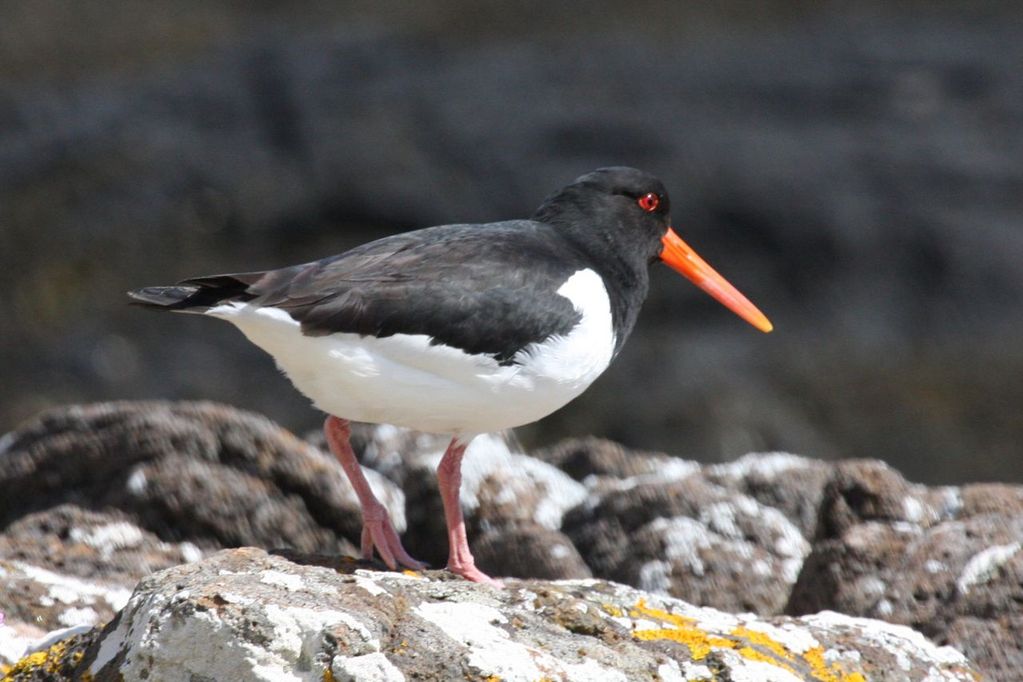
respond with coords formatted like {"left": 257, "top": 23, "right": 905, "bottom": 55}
{"left": 128, "top": 273, "right": 260, "bottom": 312}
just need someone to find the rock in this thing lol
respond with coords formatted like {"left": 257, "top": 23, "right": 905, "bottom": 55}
{"left": 0, "top": 505, "right": 203, "bottom": 643}
{"left": 0, "top": 557, "right": 129, "bottom": 657}
{"left": 2, "top": 405, "right": 1016, "bottom": 677}
{"left": 5, "top": 548, "right": 981, "bottom": 681}
{"left": 1, "top": 629, "right": 98, "bottom": 682}
{"left": 563, "top": 472, "right": 810, "bottom": 616}
{"left": 0, "top": 505, "right": 204, "bottom": 669}
{"left": 472, "top": 524, "right": 592, "bottom": 580}
{"left": 531, "top": 436, "right": 676, "bottom": 480}
{"left": 787, "top": 460, "right": 1023, "bottom": 681}
{"left": 704, "top": 452, "right": 834, "bottom": 538}
{"left": 0, "top": 401, "right": 394, "bottom": 554}
{"left": 0, "top": 505, "right": 202, "bottom": 584}
{"left": 544, "top": 439, "right": 818, "bottom": 615}
{"left": 401, "top": 432, "right": 588, "bottom": 567}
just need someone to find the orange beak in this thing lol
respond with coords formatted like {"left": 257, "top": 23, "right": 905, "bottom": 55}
{"left": 660, "top": 227, "right": 773, "bottom": 333}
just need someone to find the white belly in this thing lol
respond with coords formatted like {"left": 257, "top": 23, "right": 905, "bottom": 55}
{"left": 208, "top": 269, "right": 616, "bottom": 435}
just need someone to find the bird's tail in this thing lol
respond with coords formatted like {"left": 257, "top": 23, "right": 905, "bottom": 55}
{"left": 127, "top": 273, "right": 262, "bottom": 312}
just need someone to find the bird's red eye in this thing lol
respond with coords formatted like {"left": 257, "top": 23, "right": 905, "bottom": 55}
{"left": 638, "top": 193, "right": 659, "bottom": 212}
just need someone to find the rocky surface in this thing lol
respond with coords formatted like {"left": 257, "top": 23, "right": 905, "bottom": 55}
{"left": 787, "top": 459, "right": 1023, "bottom": 681}
{"left": 5, "top": 548, "right": 982, "bottom": 681}
{"left": 0, "top": 401, "right": 389, "bottom": 554}
{"left": 401, "top": 433, "right": 588, "bottom": 568}
{"left": 0, "top": 505, "right": 200, "bottom": 641}
{"left": 561, "top": 467, "right": 810, "bottom": 616}
{"left": 0, "top": 505, "right": 203, "bottom": 584}
{"left": 1, "top": 400, "right": 1020, "bottom": 679}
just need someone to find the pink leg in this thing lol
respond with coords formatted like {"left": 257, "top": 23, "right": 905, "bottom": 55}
{"left": 324, "top": 416, "right": 425, "bottom": 571}
{"left": 437, "top": 437, "right": 502, "bottom": 586}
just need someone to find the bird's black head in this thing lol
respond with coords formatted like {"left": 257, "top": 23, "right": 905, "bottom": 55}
{"left": 533, "top": 166, "right": 671, "bottom": 264}
{"left": 534, "top": 166, "right": 773, "bottom": 335}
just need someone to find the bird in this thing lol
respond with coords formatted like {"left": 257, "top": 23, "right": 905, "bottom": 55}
{"left": 129, "top": 166, "right": 772, "bottom": 585}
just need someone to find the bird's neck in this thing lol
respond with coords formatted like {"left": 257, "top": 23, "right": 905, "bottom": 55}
{"left": 540, "top": 214, "right": 651, "bottom": 355}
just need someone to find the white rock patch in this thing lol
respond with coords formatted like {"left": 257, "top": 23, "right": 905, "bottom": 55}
{"left": 11, "top": 562, "right": 131, "bottom": 612}
{"left": 802, "top": 611, "right": 970, "bottom": 668}
{"left": 740, "top": 621, "right": 819, "bottom": 655}
{"left": 709, "top": 451, "right": 811, "bottom": 480}
{"left": 69, "top": 522, "right": 145, "bottom": 558}
{"left": 353, "top": 575, "right": 389, "bottom": 596}
{"left": 259, "top": 570, "right": 306, "bottom": 591}
{"left": 332, "top": 652, "right": 406, "bottom": 681}
{"left": 718, "top": 653, "right": 804, "bottom": 682}
{"left": 57, "top": 606, "right": 100, "bottom": 628}
{"left": 414, "top": 601, "right": 625, "bottom": 682}
{"left": 956, "top": 542, "right": 1022, "bottom": 595}
{"left": 656, "top": 660, "right": 687, "bottom": 682}
{"left": 637, "top": 559, "right": 673, "bottom": 594}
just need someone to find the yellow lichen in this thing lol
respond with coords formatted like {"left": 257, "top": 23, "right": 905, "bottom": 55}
{"left": 630, "top": 599, "right": 872, "bottom": 681}
{"left": 735, "top": 646, "right": 799, "bottom": 675}
{"left": 730, "top": 626, "right": 796, "bottom": 662}
{"left": 802, "top": 646, "right": 867, "bottom": 682}
{"left": 6, "top": 650, "right": 51, "bottom": 672}
{"left": 4, "top": 638, "right": 74, "bottom": 677}
{"left": 600, "top": 603, "right": 623, "bottom": 617}
{"left": 630, "top": 599, "right": 736, "bottom": 660}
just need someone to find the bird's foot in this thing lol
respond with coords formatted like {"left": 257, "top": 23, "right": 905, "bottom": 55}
{"left": 361, "top": 502, "right": 427, "bottom": 571}
{"left": 446, "top": 558, "right": 504, "bottom": 587}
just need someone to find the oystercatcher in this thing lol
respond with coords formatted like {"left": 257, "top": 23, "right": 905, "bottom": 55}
{"left": 129, "top": 167, "right": 772, "bottom": 584}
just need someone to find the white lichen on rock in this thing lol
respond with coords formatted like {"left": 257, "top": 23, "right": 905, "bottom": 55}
{"left": 956, "top": 541, "right": 1022, "bottom": 595}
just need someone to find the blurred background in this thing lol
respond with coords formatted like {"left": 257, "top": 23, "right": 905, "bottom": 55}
{"left": 2, "top": 1, "right": 1021, "bottom": 484}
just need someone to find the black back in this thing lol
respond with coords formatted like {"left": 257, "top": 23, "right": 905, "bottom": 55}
{"left": 205, "top": 222, "right": 589, "bottom": 365}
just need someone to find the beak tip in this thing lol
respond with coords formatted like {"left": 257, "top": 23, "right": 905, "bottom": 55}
{"left": 750, "top": 313, "right": 773, "bottom": 333}
{"left": 662, "top": 228, "right": 774, "bottom": 335}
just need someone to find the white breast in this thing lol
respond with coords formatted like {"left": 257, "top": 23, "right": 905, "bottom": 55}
{"left": 207, "top": 268, "right": 616, "bottom": 435}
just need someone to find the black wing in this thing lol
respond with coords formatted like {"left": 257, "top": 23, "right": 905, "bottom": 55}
{"left": 203, "top": 221, "right": 588, "bottom": 365}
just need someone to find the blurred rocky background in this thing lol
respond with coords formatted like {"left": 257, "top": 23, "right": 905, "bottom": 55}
{"left": 2, "top": 1, "right": 1022, "bottom": 484}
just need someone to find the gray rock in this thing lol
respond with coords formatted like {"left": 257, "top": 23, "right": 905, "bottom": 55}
{"left": 531, "top": 436, "right": 675, "bottom": 480}
{"left": 401, "top": 432, "right": 587, "bottom": 568}
{"left": 0, "top": 401, "right": 393, "bottom": 554}
{"left": 563, "top": 470, "right": 810, "bottom": 616}
{"left": 7, "top": 548, "right": 980, "bottom": 681}
{"left": 788, "top": 459, "right": 1023, "bottom": 681}
{"left": 1, "top": 406, "right": 1016, "bottom": 678}
{"left": 542, "top": 438, "right": 832, "bottom": 538}
{"left": 0, "top": 505, "right": 202, "bottom": 638}
{"left": 473, "top": 524, "right": 592, "bottom": 581}
{"left": 0, "top": 505, "right": 202, "bottom": 583}
{"left": 705, "top": 452, "right": 834, "bottom": 538}
{"left": 0, "top": 557, "right": 129, "bottom": 655}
